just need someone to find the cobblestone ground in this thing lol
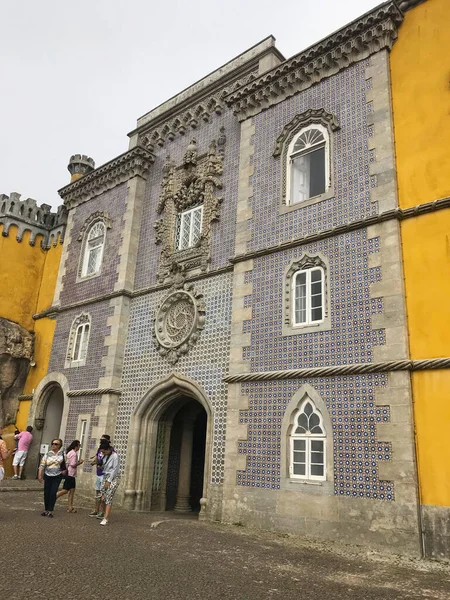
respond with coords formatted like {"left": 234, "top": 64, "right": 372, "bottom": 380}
{"left": 2, "top": 491, "right": 450, "bottom": 600}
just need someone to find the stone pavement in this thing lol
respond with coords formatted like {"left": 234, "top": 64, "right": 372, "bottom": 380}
{"left": 2, "top": 491, "right": 450, "bottom": 600}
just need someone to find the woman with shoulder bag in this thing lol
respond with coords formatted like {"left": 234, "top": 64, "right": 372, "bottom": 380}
{"left": 98, "top": 440, "right": 120, "bottom": 526}
{"left": 56, "top": 440, "right": 84, "bottom": 513}
{"left": 38, "top": 438, "right": 66, "bottom": 518}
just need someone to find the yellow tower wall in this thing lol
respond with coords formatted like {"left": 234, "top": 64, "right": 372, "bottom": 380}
{"left": 390, "top": 0, "right": 450, "bottom": 558}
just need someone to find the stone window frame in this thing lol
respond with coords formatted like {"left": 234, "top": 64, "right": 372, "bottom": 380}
{"left": 273, "top": 108, "right": 340, "bottom": 213}
{"left": 290, "top": 397, "right": 327, "bottom": 481}
{"left": 283, "top": 252, "right": 331, "bottom": 336}
{"left": 76, "top": 212, "right": 111, "bottom": 283}
{"left": 280, "top": 384, "right": 334, "bottom": 495}
{"left": 65, "top": 312, "right": 91, "bottom": 368}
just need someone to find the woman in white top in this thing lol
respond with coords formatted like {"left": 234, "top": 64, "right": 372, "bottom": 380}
{"left": 56, "top": 440, "right": 84, "bottom": 512}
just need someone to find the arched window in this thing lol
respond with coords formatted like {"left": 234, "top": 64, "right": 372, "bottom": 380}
{"left": 290, "top": 398, "right": 326, "bottom": 481}
{"left": 293, "top": 266, "right": 324, "bottom": 326}
{"left": 65, "top": 313, "right": 91, "bottom": 368}
{"left": 81, "top": 221, "right": 106, "bottom": 277}
{"left": 287, "top": 124, "right": 329, "bottom": 205}
{"left": 175, "top": 205, "right": 203, "bottom": 250}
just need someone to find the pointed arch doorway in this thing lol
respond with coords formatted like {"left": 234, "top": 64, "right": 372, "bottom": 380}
{"left": 124, "top": 374, "right": 212, "bottom": 513}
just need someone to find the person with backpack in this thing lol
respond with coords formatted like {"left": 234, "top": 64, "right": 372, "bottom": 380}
{"left": 56, "top": 440, "right": 84, "bottom": 512}
{"left": 38, "top": 438, "right": 66, "bottom": 518}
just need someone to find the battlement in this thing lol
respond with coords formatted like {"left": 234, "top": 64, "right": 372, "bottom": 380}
{"left": 0, "top": 192, "right": 67, "bottom": 248}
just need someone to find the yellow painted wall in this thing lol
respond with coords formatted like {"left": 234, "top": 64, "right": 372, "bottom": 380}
{"left": 391, "top": 0, "right": 450, "bottom": 508}
{"left": 391, "top": 0, "right": 450, "bottom": 209}
{"left": 0, "top": 225, "right": 46, "bottom": 330}
{"left": 0, "top": 223, "right": 62, "bottom": 429}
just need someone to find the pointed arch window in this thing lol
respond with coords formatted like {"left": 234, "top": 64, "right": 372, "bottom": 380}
{"left": 287, "top": 124, "right": 329, "bottom": 205}
{"left": 81, "top": 221, "right": 106, "bottom": 277}
{"left": 290, "top": 398, "right": 326, "bottom": 481}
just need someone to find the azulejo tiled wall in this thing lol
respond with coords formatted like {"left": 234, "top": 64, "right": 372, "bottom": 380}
{"left": 133, "top": 110, "right": 241, "bottom": 290}
{"left": 116, "top": 272, "right": 233, "bottom": 483}
{"left": 48, "top": 301, "right": 112, "bottom": 390}
{"left": 59, "top": 184, "right": 128, "bottom": 306}
{"left": 249, "top": 60, "right": 372, "bottom": 251}
{"left": 238, "top": 375, "right": 393, "bottom": 500}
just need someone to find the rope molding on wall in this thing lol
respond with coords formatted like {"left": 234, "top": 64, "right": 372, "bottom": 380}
{"left": 223, "top": 358, "right": 450, "bottom": 383}
{"left": 67, "top": 388, "right": 122, "bottom": 397}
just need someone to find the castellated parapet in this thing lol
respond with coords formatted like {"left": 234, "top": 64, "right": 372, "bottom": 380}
{"left": 0, "top": 192, "right": 67, "bottom": 248}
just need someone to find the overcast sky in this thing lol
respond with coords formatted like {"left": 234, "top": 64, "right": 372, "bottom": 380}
{"left": 1, "top": 0, "right": 380, "bottom": 210}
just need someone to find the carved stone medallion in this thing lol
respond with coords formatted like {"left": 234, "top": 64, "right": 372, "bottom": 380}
{"left": 153, "top": 282, "right": 205, "bottom": 364}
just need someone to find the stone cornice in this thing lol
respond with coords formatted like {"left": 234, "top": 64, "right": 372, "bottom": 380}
{"left": 225, "top": 2, "right": 404, "bottom": 120}
{"left": 224, "top": 358, "right": 450, "bottom": 383}
{"left": 58, "top": 146, "right": 155, "bottom": 209}
{"left": 231, "top": 196, "right": 450, "bottom": 264}
{"left": 32, "top": 265, "right": 234, "bottom": 320}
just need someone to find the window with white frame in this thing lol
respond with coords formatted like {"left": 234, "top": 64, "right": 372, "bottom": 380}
{"left": 293, "top": 266, "right": 324, "bottom": 326}
{"left": 72, "top": 322, "right": 90, "bottom": 363}
{"left": 287, "top": 124, "right": 329, "bottom": 204}
{"left": 290, "top": 399, "right": 326, "bottom": 480}
{"left": 175, "top": 205, "right": 203, "bottom": 250}
{"left": 81, "top": 221, "right": 106, "bottom": 277}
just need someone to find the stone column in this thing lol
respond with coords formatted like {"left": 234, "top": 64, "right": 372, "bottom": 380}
{"left": 174, "top": 417, "right": 196, "bottom": 512}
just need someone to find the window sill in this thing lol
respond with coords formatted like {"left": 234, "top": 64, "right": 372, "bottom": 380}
{"left": 282, "top": 317, "right": 331, "bottom": 337}
{"left": 289, "top": 479, "right": 323, "bottom": 486}
{"left": 280, "top": 188, "right": 335, "bottom": 214}
{"left": 76, "top": 271, "right": 101, "bottom": 284}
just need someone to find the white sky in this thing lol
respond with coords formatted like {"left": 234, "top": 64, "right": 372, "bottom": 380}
{"left": 1, "top": 0, "right": 380, "bottom": 210}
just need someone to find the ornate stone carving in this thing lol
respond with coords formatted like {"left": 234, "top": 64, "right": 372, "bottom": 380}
{"left": 0, "top": 318, "right": 34, "bottom": 427}
{"left": 77, "top": 211, "right": 112, "bottom": 241}
{"left": 225, "top": 2, "right": 404, "bottom": 120}
{"left": 58, "top": 146, "right": 155, "bottom": 209}
{"left": 154, "top": 135, "right": 224, "bottom": 283}
{"left": 138, "top": 71, "right": 255, "bottom": 149}
{"left": 153, "top": 271, "right": 205, "bottom": 364}
{"left": 273, "top": 109, "right": 340, "bottom": 157}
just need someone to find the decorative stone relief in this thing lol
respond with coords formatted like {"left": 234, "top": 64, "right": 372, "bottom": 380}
{"left": 77, "top": 211, "right": 112, "bottom": 241}
{"left": 154, "top": 132, "right": 225, "bottom": 283}
{"left": 152, "top": 264, "right": 206, "bottom": 364}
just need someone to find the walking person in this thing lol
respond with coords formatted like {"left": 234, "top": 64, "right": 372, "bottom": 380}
{"left": 88, "top": 434, "right": 111, "bottom": 519}
{"left": 12, "top": 425, "right": 33, "bottom": 480}
{"left": 56, "top": 440, "right": 84, "bottom": 512}
{"left": 38, "top": 438, "right": 66, "bottom": 518}
{"left": 0, "top": 427, "right": 14, "bottom": 483}
{"left": 98, "top": 439, "right": 120, "bottom": 526}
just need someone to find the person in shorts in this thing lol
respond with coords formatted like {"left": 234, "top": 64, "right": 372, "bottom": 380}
{"left": 0, "top": 427, "right": 14, "bottom": 483}
{"left": 12, "top": 426, "right": 33, "bottom": 480}
{"left": 88, "top": 434, "right": 112, "bottom": 519}
{"left": 56, "top": 440, "right": 84, "bottom": 512}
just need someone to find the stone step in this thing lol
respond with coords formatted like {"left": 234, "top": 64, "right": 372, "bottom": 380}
{"left": 0, "top": 479, "right": 42, "bottom": 492}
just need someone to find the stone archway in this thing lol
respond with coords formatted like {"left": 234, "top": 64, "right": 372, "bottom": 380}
{"left": 25, "top": 373, "right": 69, "bottom": 478}
{"left": 123, "top": 373, "right": 213, "bottom": 513}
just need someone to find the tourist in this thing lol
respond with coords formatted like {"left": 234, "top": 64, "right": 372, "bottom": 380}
{"left": 12, "top": 425, "right": 33, "bottom": 480}
{"left": 0, "top": 427, "right": 14, "bottom": 483}
{"left": 38, "top": 438, "right": 66, "bottom": 518}
{"left": 56, "top": 439, "right": 84, "bottom": 512}
{"left": 98, "top": 439, "right": 120, "bottom": 526}
{"left": 88, "top": 433, "right": 111, "bottom": 519}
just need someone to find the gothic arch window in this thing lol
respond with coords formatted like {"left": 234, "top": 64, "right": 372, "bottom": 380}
{"left": 80, "top": 220, "right": 106, "bottom": 278}
{"left": 281, "top": 385, "right": 334, "bottom": 493}
{"left": 283, "top": 253, "right": 331, "bottom": 336}
{"left": 65, "top": 313, "right": 91, "bottom": 368}
{"left": 287, "top": 124, "right": 329, "bottom": 205}
{"left": 290, "top": 398, "right": 326, "bottom": 481}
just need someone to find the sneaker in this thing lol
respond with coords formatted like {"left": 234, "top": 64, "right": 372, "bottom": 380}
{"left": 47, "top": 513, "right": 54, "bottom": 518}
{"left": 100, "top": 518, "right": 108, "bottom": 526}
{"left": 40, "top": 511, "right": 48, "bottom": 517}
{"left": 96, "top": 512, "right": 105, "bottom": 519}
{"left": 88, "top": 511, "right": 98, "bottom": 517}
{"left": 12, "top": 475, "right": 20, "bottom": 480}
